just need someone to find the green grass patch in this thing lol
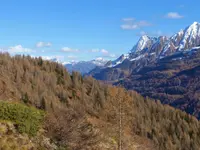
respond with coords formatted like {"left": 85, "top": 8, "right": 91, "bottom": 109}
{"left": 0, "top": 100, "right": 45, "bottom": 136}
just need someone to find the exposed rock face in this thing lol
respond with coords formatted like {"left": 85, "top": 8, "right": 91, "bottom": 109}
{"left": 88, "top": 22, "right": 200, "bottom": 119}
{"left": 89, "top": 22, "right": 200, "bottom": 82}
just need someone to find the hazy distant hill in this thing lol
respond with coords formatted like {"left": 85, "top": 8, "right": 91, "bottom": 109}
{"left": 64, "top": 57, "right": 108, "bottom": 74}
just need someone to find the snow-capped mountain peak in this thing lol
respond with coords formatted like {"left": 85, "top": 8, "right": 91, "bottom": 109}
{"left": 106, "top": 53, "right": 129, "bottom": 67}
{"left": 64, "top": 57, "right": 108, "bottom": 74}
{"left": 91, "top": 57, "right": 108, "bottom": 66}
{"left": 179, "top": 21, "right": 200, "bottom": 50}
{"left": 171, "top": 29, "right": 184, "bottom": 42}
{"left": 95, "top": 57, "right": 104, "bottom": 61}
{"left": 62, "top": 60, "right": 78, "bottom": 65}
{"left": 190, "top": 21, "right": 199, "bottom": 27}
{"left": 138, "top": 35, "right": 150, "bottom": 50}
{"left": 106, "top": 22, "right": 200, "bottom": 68}
{"left": 131, "top": 35, "right": 157, "bottom": 53}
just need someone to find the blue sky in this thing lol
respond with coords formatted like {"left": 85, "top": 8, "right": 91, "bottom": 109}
{"left": 0, "top": 0, "right": 199, "bottom": 62}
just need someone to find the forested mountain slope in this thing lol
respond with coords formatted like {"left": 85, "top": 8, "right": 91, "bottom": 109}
{"left": 0, "top": 53, "right": 200, "bottom": 149}
{"left": 116, "top": 48, "right": 200, "bottom": 119}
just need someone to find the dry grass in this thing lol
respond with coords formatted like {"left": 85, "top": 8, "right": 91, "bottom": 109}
{"left": 0, "top": 121, "right": 56, "bottom": 150}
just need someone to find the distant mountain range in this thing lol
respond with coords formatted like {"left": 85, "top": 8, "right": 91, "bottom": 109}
{"left": 43, "top": 57, "right": 107, "bottom": 74}
{"left": 64, "top": 57, "right": 108, "bottom": 74}
{"left": 88, "top": 22, "right": 200, "bottom": 119}
{"left": 48, "top": 22, "right": 200, "bottom": 81}
{"left": 89, "top": 22, "right": 200, "bottom": 80}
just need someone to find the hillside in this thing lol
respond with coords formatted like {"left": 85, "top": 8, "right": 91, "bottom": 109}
{"left": 0, "top": 53, "right": 200, "bottom": 149}
{"left": 0, "top": 101, "right": 56, "bottom": 150}
{"left": 117, "top": 47, "right": 200, "bottom": 119}
{"left": 89, "top": 22, "right": 200, "bottom": 120}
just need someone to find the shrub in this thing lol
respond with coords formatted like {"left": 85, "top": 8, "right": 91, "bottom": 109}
{"left": 0, "top": 100, "right": 45, "bottom": 136}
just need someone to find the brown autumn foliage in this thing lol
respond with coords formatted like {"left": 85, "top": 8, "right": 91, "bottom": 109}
{"left": 0, "top": 53, "right": 200, "bottom": 149}
{"left": 117, "top": 49, "right": 200, "bottom": 119}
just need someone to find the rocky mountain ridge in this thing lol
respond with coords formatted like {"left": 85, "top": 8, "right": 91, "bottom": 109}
{"left": 89, "top": 22, "right": 200, "bottom": 81}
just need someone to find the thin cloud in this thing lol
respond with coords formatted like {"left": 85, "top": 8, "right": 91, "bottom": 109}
{"left": 137, "top": 21, "right": 152, "bottom": 26}
{"left": 165, "top": 12, "right": 184, "bottom": 19}
{"left": 36, "top": 42, "right": 52, "bottom": 48}
{"left": 152, "top": 30, "right": 163, "bottom": 36}
{"left": 150, "top": 30, "right": 163, "bottom": 37}
{"left": 41, "top": 55, "right": 64, "bottom": 60}
{"left": 136, "top": 31, "right": 147, "bottom": 36}
{"left": 89, "top": 48, "right": 116, "bottom": 58}
{"left": 108, "top": 54, "right": 117, "bottom": 58}
{"left": 121, "top": 24, "right": 138, "bottom": 30}
{"left": 90, "top": 49, "right": 100, "bottom": 52}
{"left": 67, "top": 55, "right": 78, "bottom": 59}
{"left": 89, "top": 48, "right": 110, "bottom": 54}
{"left": 121, "top": 18, "right": 152, "bottom": 30}
{"left": 99, "top": 49, "right": 117, "bottom": 58}
{"left": 95, "top": 57, "right": 105, "bottom": 61}
{"left": 100, "top": 53, "right": 117, "bottom": 59}
{"left": 41, "top": 55, "right": 64, "bottom": 64}
{"left": 101, "top": 49, "right": 109, "bottom": 54}
{"left": 9, "top": 45, "right": 33, "bottom": 53}
{"left": 179, "top": 4, "right": 184, "bottom": 8}
{"left": 122, "top": 18, "right": 135, "bottom": 22}
{"left": 136, "top": 30, "right": 166, "bottom": 37}
{"left": 61, "top": 47, "right": 79, "bottom": 52}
